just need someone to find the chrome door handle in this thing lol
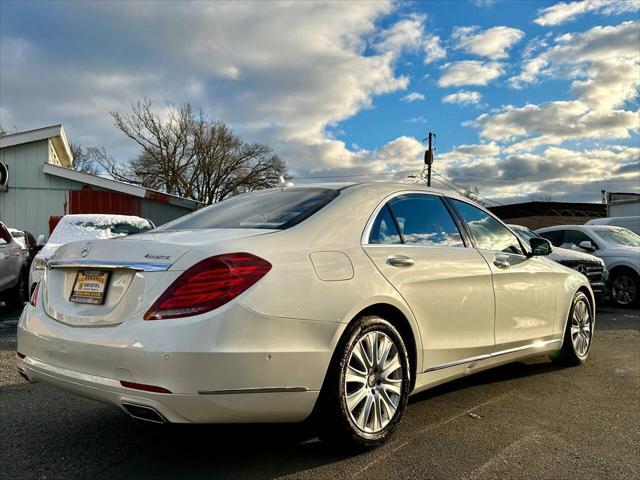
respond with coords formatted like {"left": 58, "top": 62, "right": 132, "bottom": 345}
{"left": 493, "top": 259, "right": 510, "bottom": 269}
{"left": 387, "top": 255, "right": 414, "bottom": 268}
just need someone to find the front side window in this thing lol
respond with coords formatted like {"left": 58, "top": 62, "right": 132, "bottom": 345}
{"left": 157, "top": 188, "right": 339, "bottom": 231}
{"left": 450, "top": 199, "right": 523, "bottom": 255}
{"left": 538, "top": 229, "right": 564, "bottom": 247}
{"left": 379, "top": 194, "right": 464, "bottom": 247}
{"left": 0, "top": 224, "right": 10, "bottom": 245}
{"left": 564, "top": 230, "right": 597, "bottom": 250}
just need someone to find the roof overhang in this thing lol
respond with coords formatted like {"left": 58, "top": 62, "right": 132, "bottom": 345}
{"left": 0, "top": 124, "right": 73, "bottom": 167}
{"left": 43, "top": 163, "right": 203, "bottom": 210}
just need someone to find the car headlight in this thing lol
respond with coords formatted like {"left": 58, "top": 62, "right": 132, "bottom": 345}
{"left": 33, "top": 258, "right": 47, "bottom": 270}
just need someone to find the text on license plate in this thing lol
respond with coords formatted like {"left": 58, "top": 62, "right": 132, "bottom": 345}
{"left": 69, "top": 270, "right": 111, "bottom": 305}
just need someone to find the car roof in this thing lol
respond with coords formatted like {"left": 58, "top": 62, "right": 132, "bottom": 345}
{"left": 536, "top": 224, "right": 629, "bottom": 232}
{"left": 286, "top": 181, "right": 465, "bottom": 201}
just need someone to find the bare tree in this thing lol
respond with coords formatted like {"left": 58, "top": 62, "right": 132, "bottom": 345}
{"left": 110, "top": 98, "right": 287, "bottom": 203}
{"left": 69, "top": 143, "right": 100, "bottom": 175}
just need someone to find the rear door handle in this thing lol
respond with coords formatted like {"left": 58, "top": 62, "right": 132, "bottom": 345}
{"left": 387, "top": 255, "right": 414, "bottom": 268}
{"left": 493, "top": 259, "right": 510, "bottom": 269}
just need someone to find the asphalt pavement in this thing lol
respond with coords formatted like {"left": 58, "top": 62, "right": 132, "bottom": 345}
{"left": 1, "top": 302, "right": 638, "bottom": 480}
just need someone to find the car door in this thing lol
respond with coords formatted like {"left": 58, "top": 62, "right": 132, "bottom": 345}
{"left": 363, "top": 193, "right": 496, "bottom": 371}
{"left": 449, "top": 199, "right": 556, "bottom": 349}
{"left": 0, "top": 223, "right": 20, "bottom": 291}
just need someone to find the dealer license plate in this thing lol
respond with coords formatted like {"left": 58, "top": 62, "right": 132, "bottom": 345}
{"left": 69, "top": 270, "right": 111, "bottom": 305}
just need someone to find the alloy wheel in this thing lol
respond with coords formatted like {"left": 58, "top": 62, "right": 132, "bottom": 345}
{"left": 611, "top": 274, "right": 636, "bottom": 306}
{"left": 343, "top": 331, "right": 403, "bottom": 434}
{"left": 570, "top": 298, "right": 592, "bottom": 357}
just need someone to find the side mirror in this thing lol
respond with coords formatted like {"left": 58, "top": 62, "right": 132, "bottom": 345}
{"left": 529, "top": 237, "right": 552, "bottom": 256}
{"left": 578, "top": 240, "right": 596, "bottom": 252}
{"left": 36, "top": 234, "right": 47, "bottom": 247}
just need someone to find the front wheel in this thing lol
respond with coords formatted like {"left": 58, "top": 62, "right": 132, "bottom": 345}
{"left": 552, "top": 292, "right": 594, "bottom": 366}
{"left": 317, "top": 316, "right": 410, "bottom": 450}
{"left": 609, "top": 270, "right": 639, "bottom": 308}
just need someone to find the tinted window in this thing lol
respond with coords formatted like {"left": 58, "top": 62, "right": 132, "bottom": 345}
{"left": 388, "top": 194, "right": 464, "bottom": 247}
{"left": 451, "top": 199, "right": 523, "bottom": 254}
{"left": 0, "top": 224, "right": 10, "bottom": 245}
{"left": 157, "top": 188, "right": 339, "bottom": 231}
{"left": 538, "top": 230, "right": 564, "bottom": 246}
{"left": 369, "top": 205, "right": 402, "bottom": 244}
{"left": 564, "top": 230, "right": 597, "bottom": 249}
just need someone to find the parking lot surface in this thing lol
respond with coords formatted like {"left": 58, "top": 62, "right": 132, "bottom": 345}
{"left": 1, "top": 303, "right": 638, "bottom": 480}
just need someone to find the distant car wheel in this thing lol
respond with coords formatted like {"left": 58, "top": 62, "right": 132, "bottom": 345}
{"left": 317, "top": 316, "right": 410, "bottom": 450}
{"left": 552, "top": 292, "right": 593, "bottom": 366}
{"left": 609, "top": 270, "right": 639, "bottom": 308}
{"left": 7, "top": 271, "right": 27, "bottom": 307}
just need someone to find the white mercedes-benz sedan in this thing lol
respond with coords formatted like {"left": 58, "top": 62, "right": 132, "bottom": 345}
{"left": 17, "top": 183, "right": 595, "bottom": 449}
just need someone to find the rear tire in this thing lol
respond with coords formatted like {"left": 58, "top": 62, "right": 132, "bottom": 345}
{"left": 316, "top": 316, "right": 410, "bottom": 451}
{"left": 552, "top": 292, "right": 593, "bottom": 366}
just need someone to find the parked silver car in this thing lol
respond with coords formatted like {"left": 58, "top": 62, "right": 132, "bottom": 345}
{"left": 509, "top": 224, "right": 607, "bottom": 300}
{"left": 0, "top": 221, "right": 29, "bottom": 306}
{"left": 536, "top": 225, "right": 640, "bottom": 307}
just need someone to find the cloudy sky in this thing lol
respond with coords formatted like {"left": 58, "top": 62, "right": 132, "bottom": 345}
{"left": 1, "top": 0, "right": 639, "bottom": 204}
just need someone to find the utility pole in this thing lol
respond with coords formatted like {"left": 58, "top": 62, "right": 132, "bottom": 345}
{"left": 424, "top": 132, "right": 435, "bottom": 187}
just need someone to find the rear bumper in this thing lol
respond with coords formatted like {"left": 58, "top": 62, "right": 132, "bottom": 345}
{"left": 17, "top": 302, "right": 343, "bottom": 423}
{"left": 17, "top": 355, "right": 320, "bottom": 423}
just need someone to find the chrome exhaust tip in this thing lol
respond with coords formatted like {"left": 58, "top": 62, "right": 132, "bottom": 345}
{"left": 17, "top": 367, "right": 34, "bottom": 383}
{"left": 122, "top": 402, "right": 167, "bottom": 424}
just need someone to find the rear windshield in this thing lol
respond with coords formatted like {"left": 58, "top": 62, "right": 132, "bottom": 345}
{"left": 157, "top": 188, "right": 339, "bottom": 230}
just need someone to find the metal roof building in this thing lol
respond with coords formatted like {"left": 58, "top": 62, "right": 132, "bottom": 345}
{"left": 0, "top": 125, "right": 202, "bottom": 238}
{"left": 488, "top": 201, "right": 606, "bottom": 230}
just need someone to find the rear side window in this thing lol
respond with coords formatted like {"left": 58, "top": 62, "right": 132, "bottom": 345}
{"left": 450, "top": 199, "right": 523, "bottom": 255}
{"left": 538, "top": 230, "right": 564, "bottom": 246}
{"left": 157, "top": 188, "right": 339, "bottom": 230}
{"left": 369, "top": 205, "right": 402, "bottom": 244}
{"left": 368, "top": 194, "right": 464, "bottom": 247}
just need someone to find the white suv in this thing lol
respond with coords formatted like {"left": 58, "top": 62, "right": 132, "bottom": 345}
{"left": 536, "top": 225, "right": 640, "bottom": 308}
{"left": 0, "top": 221, "right": 29, "bottom": 306}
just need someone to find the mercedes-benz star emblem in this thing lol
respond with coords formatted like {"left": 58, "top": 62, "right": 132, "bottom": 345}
{"left": 576, "top": 264, "right": 588, "bottom": 275}
{"left": 80, "top": 242, "right": 93, "bottom": 258}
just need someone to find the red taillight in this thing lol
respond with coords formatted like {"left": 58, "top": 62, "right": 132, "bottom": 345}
{"left": 30, "top": 282, "right": 39, "bottom": 307}
{"left": 144, "top": 252, "right": 271, "bottom": 320}
{"left": 120, "top": 380, "right": 172, "bottom": 394}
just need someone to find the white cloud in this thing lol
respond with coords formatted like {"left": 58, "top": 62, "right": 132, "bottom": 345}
{"left": 402, "top": 92, "right": 425, "bottom": 102}
{"left": 375, "top": 13, "right": 446, "bottom": 64}
{"left": 422, "top": 35, "right": 446, "bottom": 63}
{"left": 438, "top": 61, "right": 504, "bottom": 87}
{"left": 442, "top": 90, "right": 482, "bottom": 105}
{"left": 452, "top": 26, "right": 525, "bottom": 59}
{"left": 375, "top": 13, "right": 426, "bottom": 57}
{"left": 437, "top": 143, "right": 639, "bottom": 202}
{"left": 1, "top": 1, "right": 425, "bottom": 175}
{"left": 472, "top": 21, "right": 640, "bottom": 153}
{"left": 534, "top": 0, "right": 639, "bottom": 27}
